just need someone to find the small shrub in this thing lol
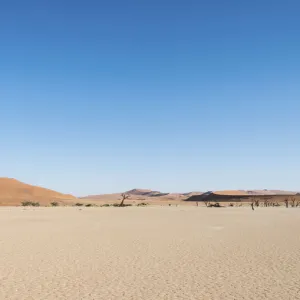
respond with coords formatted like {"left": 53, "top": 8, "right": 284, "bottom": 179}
{"left": 101, "top": 204, "right": 110, "bottom": 207}
{"left": 137, "top": 202, "right": 148, "bottom": 207}
{"left": 21, "top": 201, "right": 40, "bottom": 207}
{"left": 111, "top": 203, "right": 132, "bottom": 207}
{"left": 85, "top": 204, "right": 93, "bottom": 207}
{"left": 51, "top": 202, "right": 59, "bottom": 207}
{"left": 290, "top": 197, "right": 296, "bottom": 208}
{"left": 75, "top": 203, "right": 84, "bottom": 207}
{"left": 208, "top": 202, "right": 221, "bottom": 208}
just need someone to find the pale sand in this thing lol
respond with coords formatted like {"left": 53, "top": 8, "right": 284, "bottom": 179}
{"left": 0, "top": 207, "right": 299, "bottom": 300}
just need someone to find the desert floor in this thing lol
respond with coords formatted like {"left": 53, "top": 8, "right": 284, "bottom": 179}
{"left": 0, "top": 206, "right": 299, "bottom": 300}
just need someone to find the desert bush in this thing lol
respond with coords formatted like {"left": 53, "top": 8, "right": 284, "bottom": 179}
{"left": 112, "top": 203, "right": 132, "bottom": 207}
{"left": 263, "top": 199, "right": 269, "bottom": 207}
{"left": 229, "top": 203, "right": 234, "bottom": 207}
{"left": 51, "top": 202, "right": 59, "bottom": 207}
{"left": 21, "top": 201, "right": 40, "bottom": 207}
{"left": 85, "top": 204, "right": 93, "bottom": 207}
{"left": 101, "top": 204, "right": 110, "bottom": 207}
{"left": 208, "top": 202, "right": 221, "bottom": 208}
{"left": 75, "top": 203, "right": 84, "bottom": 207}
{"left": 137, "top": 202, "right": 148, "bottom": 206}
{"left": 290, "top": 197, "right": 296, "bottom": 207}
{"left": 284, "top": 198, "right": 289, "bottom": 208}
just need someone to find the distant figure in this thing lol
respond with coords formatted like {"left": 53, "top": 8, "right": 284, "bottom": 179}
{"left": 251, "top": 202, "right": 254, "bottom": 211}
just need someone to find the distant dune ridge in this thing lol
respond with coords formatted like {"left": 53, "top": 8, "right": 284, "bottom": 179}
{"left": 79, "top": 189, "right": 203, "bottom": 202}
{"left": 0, "top": 177, "right": 298, "bottom": 206}
{"left": 0, "top": 178, "right": 76, "bottom": 206}
{"left": 214, "top": 190, "right": 296, "bottom": 196}
{"left": 80, "top": 188, "right": 297, "bottom": 204}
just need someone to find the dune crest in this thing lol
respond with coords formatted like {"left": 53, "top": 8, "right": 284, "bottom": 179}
{"left": 0, "top": 178, "right": 76, "bottom": 206}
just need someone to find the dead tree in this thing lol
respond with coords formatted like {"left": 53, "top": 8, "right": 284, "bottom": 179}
{"left": 119, "top": 194, "right": 130, "bottom": 207}
{"left": 251, "top": 197, "right": 260, "bottom": 207}
{"left": 290, "top": 197, "right": 296, "bottom": 208}
{"left": 251, "top": 202, "right": 254, "bottom": 211}
{"left": 204, "top": 201, "right": 210, "bottom": 207}
{"left": 284, "top": 198, "right": 289, "bottom": 208}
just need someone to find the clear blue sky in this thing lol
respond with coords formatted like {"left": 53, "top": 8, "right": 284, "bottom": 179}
{"left": 1, "top": 0, "right": 299, "bottom": 196}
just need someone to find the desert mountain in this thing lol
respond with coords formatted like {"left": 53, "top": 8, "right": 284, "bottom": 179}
{"left": 80, "top": 189, "right": 203, "bottom": 202}
{"left": 246, "top": 190, "right": 296, "bottom": 195}
{"left": 80, "top": 188, "right": 297, "bottom": 204}
{"left": 79, "top": 189, "right": 163, "bottom": 200}
{"left": 213, "top": 190, "right": 297, "bottom": 196}
{"left": 125, "top": 189, "right": 169, "bottom": 197}
{"left": 0, "top": 178, "right": 76, "bottom": 206}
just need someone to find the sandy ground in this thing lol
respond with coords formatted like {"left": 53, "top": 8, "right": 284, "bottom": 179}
{"left": 0, "top": 207, "right": 299, "bottom": 300}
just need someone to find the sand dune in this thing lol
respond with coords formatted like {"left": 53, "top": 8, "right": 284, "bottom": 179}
{"left": 0, "top": 178, "right": 76, "bottom": 206}
{"left": 214, "top": 190, "right": 250, "bottom": 196}
{"left": 1, "top": 206, "right": 300, "bottom": 300}
{"left": 0, "top": 178, "right": 297, "bottom": 207}
{"left": 214, "top": 190, "right": 297, "bottom": 196}
{"left": 80, "top": 189, "right": 203, "bottom": 203}
{"left": 80, "top": 189, "right": 297, "bottom": 206}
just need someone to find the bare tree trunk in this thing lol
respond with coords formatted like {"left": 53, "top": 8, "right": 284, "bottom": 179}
{"left": 290, "top": 197, "right": 296, "bottom": 208}
{"left": 119, "top": 194, "right": 130, "bottom": 207}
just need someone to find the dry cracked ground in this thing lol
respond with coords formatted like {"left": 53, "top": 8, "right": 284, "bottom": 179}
{"left": 0, "top": 206, "right": 299, "bottom": 300}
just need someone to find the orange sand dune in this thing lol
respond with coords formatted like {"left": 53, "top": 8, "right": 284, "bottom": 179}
{"left": 0, "top": 178, "right": 76, "bottom": 206}
{"left": 214, "top": 190, "right": 250, "bottom": 196}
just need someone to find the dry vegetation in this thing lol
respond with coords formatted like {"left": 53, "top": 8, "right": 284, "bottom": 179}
{"left": 248, "top": 196, "right": 300, "bottom": 210}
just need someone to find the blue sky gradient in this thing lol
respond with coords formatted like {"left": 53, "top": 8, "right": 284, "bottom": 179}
{"left": 1, "top": 0, "right": 300, "bottom": 195}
